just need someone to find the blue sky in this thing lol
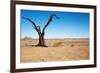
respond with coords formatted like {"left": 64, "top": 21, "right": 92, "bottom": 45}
{"left": 21, "top": 9, "right": 90, "bottom": 39}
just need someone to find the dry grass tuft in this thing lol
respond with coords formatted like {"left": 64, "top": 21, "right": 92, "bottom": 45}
{"left": 53, "top": 42, "right": 62, "bottom": 47}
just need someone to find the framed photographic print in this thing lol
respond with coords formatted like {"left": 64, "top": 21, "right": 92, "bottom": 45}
{"left": 10, "top": 0, "right": 97, "bottom": 73}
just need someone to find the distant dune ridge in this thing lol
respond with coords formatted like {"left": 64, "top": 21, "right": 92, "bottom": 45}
{"left": 21, "top": 37, "right": 89, "bottom": 63}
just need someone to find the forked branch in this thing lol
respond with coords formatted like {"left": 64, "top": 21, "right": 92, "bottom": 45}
{"left": 42, "top": 14, "right": 59, "bottom": 34}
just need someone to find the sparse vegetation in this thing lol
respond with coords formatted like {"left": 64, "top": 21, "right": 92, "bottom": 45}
{"left": 70, "top": 44, "right": 75, "bottom": 47}
{"left": 53, "top": 42, "right": 62, "bottom": 47}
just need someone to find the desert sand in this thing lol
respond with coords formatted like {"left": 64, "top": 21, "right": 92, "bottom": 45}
{"left": 21, "top": 37, "right": 89, "bottom": 63}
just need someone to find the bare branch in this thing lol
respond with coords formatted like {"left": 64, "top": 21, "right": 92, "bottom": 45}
{"left": 42, "top": 14, "right": 59, "bottom": 34}
{"left": 22, "top": 17, "right": 39, "bottom": 32}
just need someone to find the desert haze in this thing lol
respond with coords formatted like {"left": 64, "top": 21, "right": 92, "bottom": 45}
{"left": 21, "top": 37, "right": 89, "bottom": 63}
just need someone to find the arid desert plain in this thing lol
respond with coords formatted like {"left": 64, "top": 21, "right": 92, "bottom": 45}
{"left": 21, "top": 37, "right": 89, "bottom": 63}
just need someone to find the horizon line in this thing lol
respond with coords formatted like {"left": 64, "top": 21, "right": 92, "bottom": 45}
{"left": 21, "top": 37, "right": 89, "bottom": 39}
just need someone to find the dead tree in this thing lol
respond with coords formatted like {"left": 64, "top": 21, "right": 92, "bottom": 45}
{"left": 22, "top": 14, "right": 59, "bottom": 47}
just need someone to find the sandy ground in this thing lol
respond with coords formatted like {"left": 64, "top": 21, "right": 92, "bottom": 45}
{"left": 21, "top": 38, "right": 89, "bottom": 63}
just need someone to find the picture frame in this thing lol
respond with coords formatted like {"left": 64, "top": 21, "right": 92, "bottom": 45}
{"left": 10, "top": 0, "right": 97, "bottom": 73}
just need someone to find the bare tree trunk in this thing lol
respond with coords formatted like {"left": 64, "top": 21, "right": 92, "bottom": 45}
{"left": 39, "top": 35, "right": 45, "bottom": 46}
{"left": 36, "top": 32, "right": 47, "bottom": 47}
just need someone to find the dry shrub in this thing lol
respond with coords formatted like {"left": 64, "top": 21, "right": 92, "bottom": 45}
{"left": 70, "top": 44, "right": 75, "bottom": 47}
{"left": 53, "top": 42, "right": 62, "bottom": 47}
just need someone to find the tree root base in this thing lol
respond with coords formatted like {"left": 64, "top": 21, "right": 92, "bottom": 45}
{"left": 35, "top": 44, "right": 48, "bottom": 47}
